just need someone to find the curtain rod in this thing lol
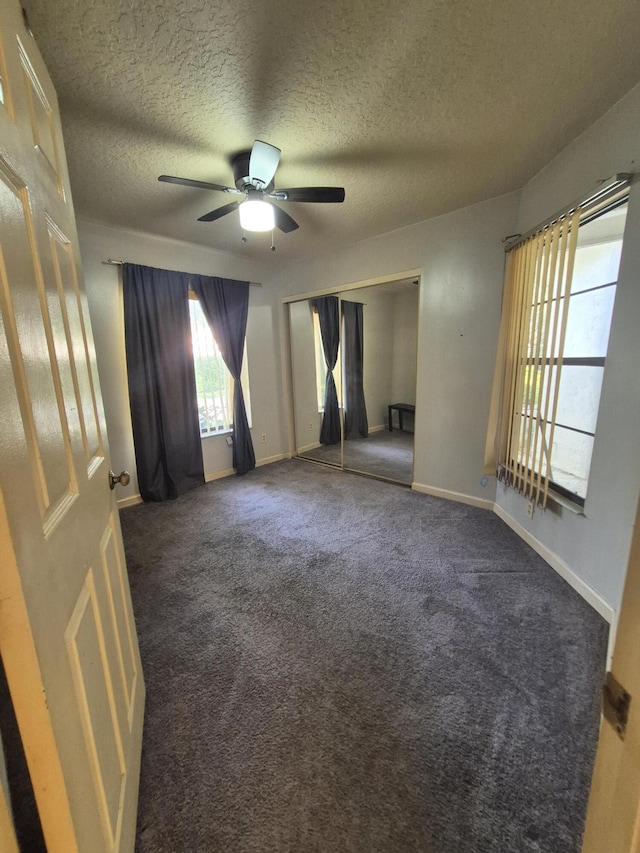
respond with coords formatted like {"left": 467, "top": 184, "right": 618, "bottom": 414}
{"left": 101, "top": 259, "right": 262, "bottom": 287}
{"left": 503, "top": 172, "right": 634, "bottom": 251}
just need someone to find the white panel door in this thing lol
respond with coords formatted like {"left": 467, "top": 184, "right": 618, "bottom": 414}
{"left": 0, "top": 1, "right": 145, "bottom": 850}
{"left": 583, "top": 494, "right": 640, "bottom": 853}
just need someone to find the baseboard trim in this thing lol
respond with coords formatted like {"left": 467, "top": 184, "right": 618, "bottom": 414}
{"left": 116, "top": 493, "right": 143, "bottom": 509}
{"left": 369, "top": 424, "right": 387, "bottom": 434}
{"left": 256, "top": 453, "right": 290, "bottom": 467}
{"left": 411, "top": 482, "right": 494, "bottom": 511}
{"left": 118, "top": 455, "right": 291, "bottom": 505}
{"left": 205, "top": 453, "right": 291, "bottom": 484}
{"left": 493, "top": 502, "right": 615, "bottom": 626}
{"left": 205, "top": 467, "right": 235, "bottom": 483}
{"left": 605, "top": 611, "right": 618, "bottom": 669}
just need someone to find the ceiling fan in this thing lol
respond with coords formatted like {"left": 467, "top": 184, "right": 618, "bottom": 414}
{"left": 158, "top": 140, "right": 345, "bottom": 235}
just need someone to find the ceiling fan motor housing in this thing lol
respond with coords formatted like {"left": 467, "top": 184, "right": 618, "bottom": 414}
{"left": 232, "top": 151, "right": 274, "bottom": 193}
{"left": 159, "top": 139, "right": 344, "bottom": 237}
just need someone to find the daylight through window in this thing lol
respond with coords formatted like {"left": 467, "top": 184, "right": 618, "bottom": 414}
{"left": 313, "top": 307, "right": 342, "bottom": 411}
{"left": 486, "top": 182, "right": 628, "bottom": 508}
{"left": 546, "top": 203, "right": 627, "bottom": 501}
{"left": 189, "top": 294, "right": 251, "bottom": 435}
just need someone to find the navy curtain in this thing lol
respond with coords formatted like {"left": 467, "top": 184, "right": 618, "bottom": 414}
{"left": 123, "top": 263, "right": 204, "bottom": 501}
{"left": 191, "top": 276, "right": 255, "bottom": 475}
{"left": 312, "top": 296, "right": 341, "bottom": 445}
{"left": 342, "top": 300, "right": 368, "bottom": 439}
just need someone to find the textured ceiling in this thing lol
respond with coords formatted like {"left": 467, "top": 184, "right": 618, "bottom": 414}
{"left": 22, "top": 0, "right": 640, "bottom": 262}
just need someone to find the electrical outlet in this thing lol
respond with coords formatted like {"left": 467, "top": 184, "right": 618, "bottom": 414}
{"left": 261, "top": 433, "right": 267, "bottom": 443}
{"left": 526, "top": 501, "right": 534, "bottom": 518}
{"left": 309, "top": 422, "right": 314, "bottom": 430}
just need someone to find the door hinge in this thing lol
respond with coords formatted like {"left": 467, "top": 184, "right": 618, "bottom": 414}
{"left": 603, "top": 671, "right": 631, "bottom": 740}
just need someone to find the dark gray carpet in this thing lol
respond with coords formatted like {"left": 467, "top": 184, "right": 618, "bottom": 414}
{"left": 122, "top": 459, "right": 607, "bottom": 853}
{"left": 301, "top": 429, "right": 414, "bottom": 483}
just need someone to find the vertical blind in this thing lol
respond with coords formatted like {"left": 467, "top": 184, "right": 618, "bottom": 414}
{"left": 485, "top": 177, "right": 630, "bottom": 508}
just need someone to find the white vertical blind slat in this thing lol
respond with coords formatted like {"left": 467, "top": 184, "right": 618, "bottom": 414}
{"left": 499, "top": 210, "right": 580, "bottom": 508}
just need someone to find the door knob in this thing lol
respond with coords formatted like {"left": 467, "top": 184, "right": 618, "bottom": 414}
{"left": 109, "top": 470, "right": 131, "bottom": 490}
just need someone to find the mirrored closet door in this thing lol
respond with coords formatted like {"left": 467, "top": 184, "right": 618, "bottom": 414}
{"left": 339, "top": 281, "right": 417, "bottom": 483}
{"left": 288, "top": 277, "right": 419, "bottom": 485}
{"left": 289, "top": 296, "right": 343, "bottom": 468}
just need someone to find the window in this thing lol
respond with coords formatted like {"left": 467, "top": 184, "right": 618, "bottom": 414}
{"left": 312, "top": 307, "right": 342, "bottom": 411}
{"left": 188, "top": 294, "right": 251, "bottom": 435}
{"left": 547, "top": 203, "right": 627, "bottom": 501}
{"left": 486, "top": 180, "right": 629, "bottom": 508}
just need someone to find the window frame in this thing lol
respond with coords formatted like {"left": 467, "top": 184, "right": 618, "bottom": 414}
{"left": 533, "top": 207, "right": 626, "bottom": 505}
{"left": 188, "top": 290, "right": 251, "bottom": 438}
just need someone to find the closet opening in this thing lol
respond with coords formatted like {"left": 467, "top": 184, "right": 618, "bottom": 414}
{"left": 285, "top": 273, "right": 420, "bottom": 486}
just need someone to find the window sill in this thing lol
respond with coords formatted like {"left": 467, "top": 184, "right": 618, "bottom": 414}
{"left": 200, "top": 428, "right": 233, "bottom": 439}
{"left": 546, "top": 489, "right": 586, "bottom": 517}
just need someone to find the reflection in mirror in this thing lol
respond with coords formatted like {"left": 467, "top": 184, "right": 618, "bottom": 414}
{"left": 289, "top": 297, "right": 342, "bottom": 467}
{"left": 340, "top": 281, "right": 418, "bottom": 484}
{"left": 288, "top": 278, "right": 419, "bottom": 484}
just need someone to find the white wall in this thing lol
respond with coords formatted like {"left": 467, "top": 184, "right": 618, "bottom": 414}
{"left": 496, "top": 82, "right": 640, "bottom": 613}
{"left": 78, "top": 219, "right": 286, "bottom": 503}
{"left": 271, "top": 190, "right": 520, "bottom": 505}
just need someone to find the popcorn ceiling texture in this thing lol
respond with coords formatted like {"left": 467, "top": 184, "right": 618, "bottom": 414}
{"left": 22, "top": 0, "right": 640, "bottom": 261}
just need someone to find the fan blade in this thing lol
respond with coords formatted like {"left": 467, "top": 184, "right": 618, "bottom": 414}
{"left": 159, "top": 175, "right": 241, "bottom": 194}
{"left": 272, "top": 204, "right": 299, "bottom": 233}
{"left": 273, "top": 187, "right": 345, "bottom": 203}
{"left": 249, "top": 140, "right": 281, "bottom": 187}
{"left": 197, "top": 201, "right": 241, "bottom": 222}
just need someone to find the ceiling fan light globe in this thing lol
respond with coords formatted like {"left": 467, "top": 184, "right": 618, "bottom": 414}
{"left": 239, "top": 199, "right": 275, "bottom": 232}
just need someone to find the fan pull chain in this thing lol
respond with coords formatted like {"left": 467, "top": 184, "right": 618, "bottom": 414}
{"left": 270, "top": 230, "right": 276, "bottom": 252}
{"left": 241, "top": 230, "right": 248, "bottom": 244}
